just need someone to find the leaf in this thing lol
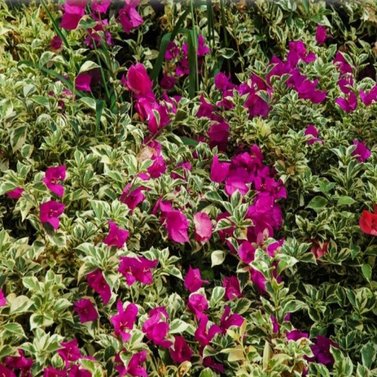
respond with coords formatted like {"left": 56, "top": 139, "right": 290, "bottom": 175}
{"left": 9, "top": 295, "right": 32, "bottom": 315}
{"left": 210, "top": 287, "right": 225, "bottom": 307}
{"left": 361, "top": 264, "right": 372, "bottom": 282}
{"left": 211, "top": 250, "right": 225, "bottom": 267}
{"left": 79, "top": 61, "right": 100, "bottom": 74}
{"left": 10, "top": 124, "right": 28, "bottom": 152}
{"left": 361, "top": 341, "right": 376, "bottom": 368}
{"left": 199, "top": 368, "right": 216, "bottom": 377}
{"left": 337, "top": 196, "right": 356, "bottom": 206}
{"left": 170, "top": 319, "right": 189, "bottom": 334}
{"left": 2, "top": 323, "right": 26, "bottom": 338}
{"left": 307, "top": 196, "right": 328, "bottom": 210}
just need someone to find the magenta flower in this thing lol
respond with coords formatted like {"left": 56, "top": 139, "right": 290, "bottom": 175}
{"left": 3, "top": 350, "right": 32, "bottom": 376}
{"left": 286, "top": 329, "right": 309, "bottom": 341}
{"left": 338, "top": 74, "right": 354, "bottom": 94}
{"left": 184, "top": 267, "right": 208, "bottom": 293}
{"left": 135, "top": 97, "right": 170, "bottom": 133}
{"left": 352, "top": 139, "right": 371, "bottom": 162}
{"left": 122, "top": 63, "right": 152, "bottom": 96}
{"left": 208, "top": 121, "right": 230, "bottom": 151}
{"left": 111, "top": 301, "right": 138, "bottom": 342}
{"left": 50, "top": 35, "right": 63, "bottom": 50}
{"left": 194, "top": 212, "right": 212, "bottom": 243}
{"left": 214, "top": 72, "right": 235, "bottom": 92}
{"left": 250, "top": 268, "right": 266, "bottom": 293}
{"left": 238, "top": 241, "right": 255, "bottom": 264}
{"left": 222, "top": 276, "right": 242, "bottom": 301}
{"left": 0, "top": 365, "right": 15, "bottom": 377}
{"left": 165, "top": 41, "right": 180, "bottom": 60}
{"left": 310, "top": 336, "right": 336, "bottom": 366}
{"left": 60, "top": 1, "right": 86, "bottom": 30}
{"left": 68, "top": 365, "right": 91, "bottom": 377}
{"left": 169, "top": 336, "right": 193, "bottom": 364}
{"left": 160, "top": 74, "right": 176, "bottom": 90}
{"left": 118, "top": 0, "right": 143, "bottom": 34}
{"left": 360, "top": 84, "right": 377, "bottom": 106}
{"left": 103, "top": 221, "right": 129, "bottom": 248}
{"left": 197, "top": 95, "right": 216, "bottom": 119}
{"left": 188, "top": 293, "right": 208, "bottom": 318}
{"left": 74, "top": 298, "right": 98, "bottom": 323}
{"left": 225, "top": 168, "right": 250, "bottom": 196}
{"left": 58, "top": 339, "right": 82, "bottom": 365}
{"left": 91, "top": 0, "right": 111, "bottom": 13}
{"left": 287, "top": 40, "right": 316, "bottom": 67}
{"left": 40, "top": 200, "right": 65, "bottom": 230}
{"left": 118, "top": 256, "right": 158, "bottom": 285}
{"left": 0, "top": 289, "right": 6, "bottom": 307}
{"left": 203, "top": 357, "right": 225, "bottom": 374}
{"left": 87, "top": 269, "right": 111, "bottom": 304}
{"left": 160, "top": 205, "right": 190, "bottom": 244}
{"left": 219, "top": 306, "right": 244, "bottom": 334}
{"left": 142, "top": 307, "right": 172, "bottom": 348}
{"left": 335, "top": 92, "right": 357, "bottom": 112}
{"left": 147, "top": 155, "right": 167, "bottom": 178}
{"left": 244, "top": 92, "right": 270, "bottom": 118}
{"left": 290, "top": 71, "right": 327, "bottom": 103}
{"left": 43, "top": 165, "right": 67, "bottom": 197}
{"left": 194, "top": 314, "right": 221, "bottom": 347}
{"left": 210, "top": 155, "right": 230, "bottom": 183}
{"left": 115, "top": 350, "right": 148, "bottom": 377}
{"left": 305, "top": 124, "right": 321, "bottom": 145}
{"left": 120, "top": 184, "right": 145, "bottom": 211}
{"left": 6, "top": 187, "right": 24, "bottom": 200}
{"left": 75, "top": 73, "right": 92, "bottom": 92}
{"left": 43, "top": 366, "right": 67, "bottom": 377}
{"left": 315, "top": 25, "right": 327, "bottom": 45}
{"left": 334, "top": 52, "right": 353, "bottom": 75}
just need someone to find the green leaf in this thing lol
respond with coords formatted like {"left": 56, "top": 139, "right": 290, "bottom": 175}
{"left": 337, "top": 196, "right": 356, "bottom": 206}
{"left": 170, "top": 319, "right": 189, "bottom": 334}
{"left": 307, "top": 196, "right": 328, "bottom": 210}
{"left": 10, "top": 124, "right": 28, "bottom": 152}
{"left": 79, "top": 61, "right": 100, "bottom": 74}
{"left": 361, "top": 264, "right": 372, "bottom": 282}
{"left": 2, "top": 323, "right": 26, "bottom": 338}
{"left": 199, "top": 368, "right": 216, "bottom": 377}
{"left": 211, "top": 250, "right": 225, "bottom": 267}
{"left": 9, "top": 295, "right": 32, "bottom": 315}
{"left": 210, "top": 287, "right": 225, "bottom": 307}
{"left": 361, "top": 341, "right": 376, "bottom": 368}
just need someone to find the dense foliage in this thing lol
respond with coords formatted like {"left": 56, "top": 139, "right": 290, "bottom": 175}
{"left": 1, "top": 0, "right": 377, "bottom": 376}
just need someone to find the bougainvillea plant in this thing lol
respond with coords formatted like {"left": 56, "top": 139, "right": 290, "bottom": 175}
{"left": 1, "top": 0, "right": 377, "bottom": 376}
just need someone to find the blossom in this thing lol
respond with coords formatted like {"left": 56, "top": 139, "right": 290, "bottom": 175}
{"left": 147, "top": 155, "right": 167, "bottom": 178}
{"left": 315, "top": 25, "right": 327, "bottom": 45}
{"left": 43, "top": 165, "right": 67, "bottom": 197}
{"left": 188, "top": 293, "right": 208, "bottom": 318}
{"left": 352, "top": 139, "right": 371, "bottom": 162}
{"left": 334, "top": 52, "right": 353, "bottom": 75}
{"left": 0, "top": 365, "right": 15, "bottom": 377}
{"left": 58, "top": 339, "right": 81, "bottom": 365}
{"left": 122, "top": 63, "right": 152, "bottom": 96}
{"left": 68, "top": 365, "right": 91, "bottom": 377}
{"left": 118, "top": 0, "right": 143, "bottom": 34}
{"left": 6, "top": 187, "right": 24, "bottom": 200}
{"left": 184, "top": 267, "right": 208, "bottom": 293}
{"left": 120, "top": 184, "right": 145, "bottom": 211}
{"left": 214, "top": 72, "right": 235, "bottom": 92}
{"left": 60, "top": 1, "right": 86, "bottom": 30}
{"left": 305, "top": 124, "right": 321, "bottom": 145}
{"left": 197, "top": 35, "right": 210, "bottom": 56}
{"left": 169, "top": 336, "right": 193, "bottom": 364}
{"left": 360, "top": 85, "right": 377, "bottom": 106}
{"left": 91, "top": 0, "right": 111, "bottom": 13}
{"left": 84, "top": 19, "right": 112, "bottom": 48}
{"left": 142, "top": 307, "right": 172, "bottom": 348}
{"left": 287, "top": 41, "right": 316, "bottom": 67}
{"left": 359, "top": 208, "right": 377, "bottom": 236}
{"left": 210, "top": 155, "right": 230, "bottom": 183}
{"left": 203, "top": 357, "right": 224, "bottom": 374}
{"left": 87, "top": 269, "right": 111, "bottom": 304}
{"left": 286, "top": 329, "right": 309, "bottom": 341}
{"left": 194, "top": 212, "right": 212, "bottom": 243}
{"left": 111, "top": 301, "right": 138, "bottom": 342}
{"left": 103, "top": 221, "right": 129, "bottom": 248}
{"left": 135, "top": 97, "right": 170, "bottom": 133}
{"left": 160, "top": 205, "right": 189, "bottom": 244}
{"left": 290, "top": 71, "right": 327, "bottom": 103}
{"left": 335, "top": 92, "right": 357, "bottom": 112}
{"left": 119, "top": 256, "right": 158, "bottom": 285}
{"left": 75, "top": 73, "right": 92, "bottom": 92}
{"left": 43, "top": 367, "right": 67, "bottom": 377}
{"left": 40, "top": 200, "right": 65, "bottom": 230}
{"left": 50, "top": 35, "right": 63, "bottom": 50}
{"left": 250, "top": 268, "right": 267, "bottom": 294}
{"left": 164, "top": 41, "right": 180, "bottom": 60}
{"left": 194, "top": 315, "right": 221, "bottom": 347}
{"left": 238, "top": 241, "right": 255, "bottom": 264}
{"left": 310, "top": 336, "right": 336, "bottom": 366}
{"left": 74, "top": 298, "right": 98, "bottom": 323}
{"left": 208, "top": 121, "right": 230, "bottom": 151}
{"left": 222, "top": 276, "right": 242, "bottom": 301}
{"left": 115, "top": 350, "right": 148, "bottom": 377}
{"left": 0, "top": 289, "right": 6, "bottom": 306}
{"left": 3, "top": 350, "right": 32, "bottom": 376}
{"left": 244, "top": 92, "right": 270, "bottom": 118}
{"left": 311, "top": 240, "right": 329, "bottom": 259}
{"left": 219, "top": 306, "right": 244, "bottom": 334}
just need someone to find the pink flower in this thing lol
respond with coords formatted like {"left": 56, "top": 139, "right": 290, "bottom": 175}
{"left": 194, "top": 315, "right": 221, "bottom": 347}
{"left": 60, "top": 1, "right": 86, "bottom": 30}
{"left": 214, "top": 72, "right": 235, "bottom": 92}
{"left": 74, "top": 298, "right": 98, "bottom": 323}
{"left": 0, "top": 365, "right": 15, "bottom": 377}
{"left": 244, "top": 92, "right": 270, "bottom": 118}
{"left": 305, "top": 124, "right": 321, "bottom": 144}
{"left": 197, "top": 35, "right": 210, "bottom": 56}
{"left": 142, "top": 307, "right": 172, "bottom": 348}
{"left": 164, "top": 41, "right": 180, "bottom": 60}
{"left": 188, "top": 293, "right": 208, "bottom": 318}
{"left": 111, "top": 301, "right": 138, "bottom": 342}
{"left": 120, "top": 184, "right": 145, "bottom": 211}
{"left": 315, "top": 25, "right": 327, "bottom": 45}
{"left": 75, "top": 73, "right": 92, "bottom": 92}
{"left": 159, "top": 204, "right": 189, "bottom": 243}
{"left": 334, "top": 52, "right": 353, "bottom": 75}
{"left": 219, "top": 306, "right": 244, "bottom": 334}
{"left": 135, "top": 97, "right": 170, "bottom": 133}
{"left": 210, "top": 155, "right": 230, "bottom": 183}
{"left": 160, "top": 74, "right": 176, "bottom": 90}
{"left": 118, "top": 0, "right": 143, "bottom": 34}
{"left": 360, "top": 85, "right": 377, "bottom": 106}
{"left": 287, "top": 41, "right": 316, "bottom": 67}
{"left": 238, "top": 241, "right": 255, "bottom": 264}
{"left": 40, "top": 200, "right": 65, "bottom": 230}
{"left": 169, "top": 335, "right": 193, "bottom": 364}
{"left": 169, "top": 336, "right": 193, "bottom": 364}
{"left": 250, "top": 268, "right": 266, "bottom": 293}
{"left": 58, "top": 339, "right": 81, "bottom": 365}
{"left": 122, "top": 63, "right": 152, "bottom": 96}
{"left": 184, "top": 267, "right": 208, "bottom": 293}
{"left": 208, "top": 121, "right": 230, "bottom": 152}
{"left": 335, "top": 92, "right": 357, "bottom": 112}
{"left": 43, "top": 366, "right": 66, "bottom": 377}
{"left": 103, "top": 221, "right": 129, "bottom": 248}
{"left": 147, "top": 155, "right": 167, "bottom": 178}
{"left": 286, "top": 329, "right": 309, "bottom": 341}
{"left": 194, "top": 212, "right": 212, "bottom": 243}
{"left": 6, "top": 187, "right": 24, "bottom": 200}
{"left": 50, "top": 35, "right": 63, "bottom": 50}
{"left": 68, "top": 365, "right": 91, "bottom": 377}
{"left": 290, "top": 71, "right": 327, "bottom": 103}
{"left": 203, "top": 357, "right": 224, "bottom": 374}
{"left": 225, "top": 168, "right": 250, "bottom": 196}
{"left": 43, "top": 165, "right": 67, "bottom": 197}
{"left": 91, "top": 0, "right": 111, "bottom": 13}
{"left": 0, "top": 289, "right": 6, "bottom": 306}
{"left": 3, "top": 350, "right": 32, "bottom": 375}
{"left": 310, "top": 336, "right": 336, "bottom": 366}
{"left": 352, "top": 139, "right": 371, "bottom": 162}
{"left": 222, "top": 276, "right": 242, "bottom": 301}
{"left": 119, "top": 256, "right": 158, "bottom": 285}
{"left": 87, "top": 269, "right": 111, "bottom": 304}
{"left": 115, "top": 350, "right": 147, "bottom": 377}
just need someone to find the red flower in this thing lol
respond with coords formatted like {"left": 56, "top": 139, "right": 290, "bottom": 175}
{"left": 359, "top": 208, "right": 377, "bottom": 236}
